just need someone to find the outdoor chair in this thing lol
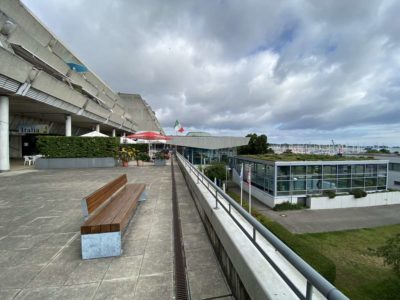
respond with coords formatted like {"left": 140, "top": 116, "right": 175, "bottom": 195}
{"left": 23, "top": 156, "right": 33, "bottom": 166}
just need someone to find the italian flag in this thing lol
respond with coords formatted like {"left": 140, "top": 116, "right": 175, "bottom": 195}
{"left": 174, "top": 120, "right": 184, "bottom": 133}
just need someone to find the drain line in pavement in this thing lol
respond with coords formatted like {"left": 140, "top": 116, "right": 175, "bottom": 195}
{"left": 171, "top": 155, "right": 191, "bottom": 300}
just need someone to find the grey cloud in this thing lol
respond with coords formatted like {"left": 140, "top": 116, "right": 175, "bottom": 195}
{"left": 21, "top": 0, "right": 400, "bottom": 145}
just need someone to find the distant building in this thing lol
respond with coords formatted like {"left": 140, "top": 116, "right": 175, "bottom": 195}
{"left": 168, "top": 135, "right": 250, "bottom": 164}
{"left": 230, "top": 155, "right": 389, "bottom": 208}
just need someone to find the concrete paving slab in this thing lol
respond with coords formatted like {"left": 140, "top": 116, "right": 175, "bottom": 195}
{"left": 0, "top": 164, "right": 231, "bottom": 299}
{"left": 134, "top": 273, "right": 174, "bottom": 300}
{"left": 94, "top": 279, "right": 137, "bottom": 300}
{"left": 0, "top": 288, "right": 20, "bottom": 300}
{"left": 104, "top": 255, "right": 143, "bottom": 280}
{"left": 0, "top": 265, "right": 43, "bottom": 289}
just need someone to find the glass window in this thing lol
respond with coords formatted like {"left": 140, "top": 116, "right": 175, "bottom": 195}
{"left": 338, "top": 165, "right": 351, "bottom": 175}
{"left": 377, "top": 177, "right": 386, "bottom": 186}
{"left": 365, "top": 178, "right": 377, "bottom": 187}
{"left": 292, "top": 166, "right": 306, "bottom": 175}
{"left": 277, "top": 166, "right": 290, "bottom": 179}
{"left": 293, "top": 179, "right": 306, "bottom": 190}
{"left": 365, "top": 164, "right": 377, "bottom": 176}
{"left": 323, "top": 165, "right": 337, "bottom": 175}
{"left": 352, "top": 164, "right": 365, "bottom": 175}
{"left": 352, "top": 177, "right": 364, "bottom": 187}
{"left": 338, "top": 178, "right": 351, "bottom": 189}
{"left": 378, "top": 164, "right": 387, "bottom": 175}
{"left": 307, "top": 179, "right": 322, "bottom": 191}
{"left": 307, "top": 165, "right": 322, "bottom": 175}
{"left": 277, "top": 181, "right": 289, "bottom": 191}
{"left": 389, "top": 163, "right": 400, "bottom": 171}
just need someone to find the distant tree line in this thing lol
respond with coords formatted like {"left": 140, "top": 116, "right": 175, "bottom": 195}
{"left": 238, "top": 133, "right": 274, "bottom": 155}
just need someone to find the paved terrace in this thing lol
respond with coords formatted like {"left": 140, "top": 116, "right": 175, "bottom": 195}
{"left": 0, "top": 163, "right": 231, "bottom": 299}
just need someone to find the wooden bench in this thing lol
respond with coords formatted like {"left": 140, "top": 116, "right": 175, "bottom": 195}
{"left": 80, "top": 174, "right": 146, "bottom": 259}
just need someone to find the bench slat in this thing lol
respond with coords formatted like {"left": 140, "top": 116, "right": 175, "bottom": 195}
{"left": 81, "top": 183, "right": 145, "bottom": 234}
{"left": 85, "top": 174, "right": 127, "bottom": 215}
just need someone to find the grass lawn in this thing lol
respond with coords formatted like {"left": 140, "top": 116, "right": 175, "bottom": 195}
{"left": 227, "top": 189, "right": 400, "bottom": 299}
{"left": 297, "top": 225, "right": 400, "bottom": 300}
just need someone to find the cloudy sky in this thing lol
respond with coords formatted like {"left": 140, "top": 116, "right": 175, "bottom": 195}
{"left": 22, "top": 0, "right": 400, "bottom": 145}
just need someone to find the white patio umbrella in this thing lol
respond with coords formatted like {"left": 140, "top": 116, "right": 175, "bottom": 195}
{"left": 80, "top": 131, "right": 109, "bottom": 137}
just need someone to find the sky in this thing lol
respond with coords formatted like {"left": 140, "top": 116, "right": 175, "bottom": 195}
{"left": 21, "top": 0, "right": 400, "bottom": 146}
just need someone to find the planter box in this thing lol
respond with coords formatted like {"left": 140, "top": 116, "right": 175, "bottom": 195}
{"left": 154, "top": 159, "right": 166, "bottom": 166}
{"left": 35, "top": 157, "right": 116, "bottom": 169}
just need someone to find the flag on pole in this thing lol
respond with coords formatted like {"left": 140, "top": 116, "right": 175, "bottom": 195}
{"left": 247, "top": 166, "right": 252, "bottom": 184}
{"left": 174, "top": 120, "right": 184, "bottom": 133}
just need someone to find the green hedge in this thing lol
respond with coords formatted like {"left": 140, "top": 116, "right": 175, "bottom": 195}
{"left": 273, "top": 202, "right": 304, "bottom": 211}
{"left": 120, "top": 144, "right": 149, "bottom": 153}
{"left": 37, "top": 136, "right": 119, "bottom": 158}
{"left": 227, "top": 191, "right": 337, "bottom": 283}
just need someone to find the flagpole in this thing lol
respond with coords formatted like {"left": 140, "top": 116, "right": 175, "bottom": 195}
{"left": 248, "top": 165, "right": 252, "bottom": 214}
{"left": 240, "top": 163, "right": 243, "bottom": 206}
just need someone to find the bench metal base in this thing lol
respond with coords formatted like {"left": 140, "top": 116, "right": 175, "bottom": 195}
{"left": 81, "top": 232, "right": 121, "bottom": 260}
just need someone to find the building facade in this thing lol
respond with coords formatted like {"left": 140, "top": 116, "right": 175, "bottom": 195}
{"left": 231, "top": 156, "right": 389, "bottom": 207}
{"left": 0, "top": 1, "right": 162, "bottom": 171}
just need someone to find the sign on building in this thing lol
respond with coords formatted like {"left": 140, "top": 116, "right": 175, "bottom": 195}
{"left": 18, "top": 124, "right": 50, "bottom": 134}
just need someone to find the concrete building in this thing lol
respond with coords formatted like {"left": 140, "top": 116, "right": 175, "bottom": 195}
{"left": 167, "top": 133, "right": 250, "bottom": 164}
{"left": 231, "top": 155, "right": 391, "bottom": 208}
{"left": 0, "top": 0, "right": 162, "bottom": 171}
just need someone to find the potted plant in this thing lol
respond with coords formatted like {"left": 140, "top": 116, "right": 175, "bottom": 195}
{"left": 118, "top": 147, "right": 138, "bottom": 167}
{"left": 136, "top": 152, "right": 150, "bottom": 167}
{"left": 154, "top": 151, "right": 167, "bottom": 166}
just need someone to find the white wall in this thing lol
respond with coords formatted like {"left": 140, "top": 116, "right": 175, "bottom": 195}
{"left": 307, "top": 191, "right": 400, "bottom": 210}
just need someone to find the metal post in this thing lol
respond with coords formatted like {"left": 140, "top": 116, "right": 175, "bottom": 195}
{"left": 306, "top": 281, "right": 313, "bottom": 300}
{"left": 214, "top": 188, "right": 219, "bottom": 209}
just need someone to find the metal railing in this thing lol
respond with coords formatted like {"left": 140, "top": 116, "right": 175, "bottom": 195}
{"left": 176, "top": 153, "right": 348, "bottom": 300}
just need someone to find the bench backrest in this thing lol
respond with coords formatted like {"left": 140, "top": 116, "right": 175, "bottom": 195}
{"left": 81, "top": 174, "right": 127, "bottom": 218}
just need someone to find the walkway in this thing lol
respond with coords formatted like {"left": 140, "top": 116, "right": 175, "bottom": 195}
{"left": 0, "top": 163, "right": 230, "bottom": 299}
{"left": 228, "top": 185, "right": 400, "bottom": 234}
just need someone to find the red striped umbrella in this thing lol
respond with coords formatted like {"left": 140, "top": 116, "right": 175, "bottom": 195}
{"left": 126, "top": 131, "right": 171, "bottom": 141}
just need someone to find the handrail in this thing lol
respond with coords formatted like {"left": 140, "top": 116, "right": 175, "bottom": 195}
{"left": 176, "top": 153, "right": 348, "bottom": 300}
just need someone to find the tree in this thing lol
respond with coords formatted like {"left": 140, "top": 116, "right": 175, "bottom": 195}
{"left": 375, "top": 233, "right": 400, "bottom": 276}
{"left": 238, "top": 133, "right": 270, "bottom": 154}
{"left": 204, "top": 163, "right": 226, "bottom": 182}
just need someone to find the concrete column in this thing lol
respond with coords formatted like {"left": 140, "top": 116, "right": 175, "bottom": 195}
{"left": 112, "top": 129, "right": 116, "bottom": 137}
{"left": 65, "top": 115, "right": 72, "bottom": 136}
{"left": 0, "top": 96, "right": 10, "bottom": 172}
{"left": 95, "top": 124, "right": 100, "bottom": 132}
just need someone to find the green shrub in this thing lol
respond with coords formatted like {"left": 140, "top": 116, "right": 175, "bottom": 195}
{"left": 204, "top": 163, "right": 226, "bottom": 182}
{"left": 37, "top": 136, "right": 119, "bottom": 158}
{"left": 227, "top": 191, "right": 336, "bottom": 283}
{"left": 273, "top": 202, "right": 304, "bottom": 211}
{"left": 323, "top": 190, "right": 336, "bottom": 199}
{"left": 375, "top": 233, "right": 400, "bottom": 276}
{"left": 137, "top": 152, "right": 150, "bottom": 162}
{"left": 120, "top": 144, "right": 148, "bottom": 153}
{"left": 350, "top": 189, "right": 367, "bottom": 198}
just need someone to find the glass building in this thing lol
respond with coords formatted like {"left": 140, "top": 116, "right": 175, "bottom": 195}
{"left": 231, "top": 156, "right": 388, "bottom": 198}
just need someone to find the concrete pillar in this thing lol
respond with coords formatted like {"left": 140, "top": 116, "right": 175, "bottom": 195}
{"left": 95, "top": 124, "right": 100, "bottom": 132}
{"left": 65, "top": 115, "right": 72, "bottom": 136}
{"left": 0, "top": 96, "right": 10, "bottom": 172}
{"left": 112, "top": 129, "right": 116, "bottom": 137}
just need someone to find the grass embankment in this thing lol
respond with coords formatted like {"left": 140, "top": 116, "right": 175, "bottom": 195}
{"left": 227, "top": 191, "right": 336, "bottom": 283}
{"left": 227, "top": 190, "right": 400, "bottom": 300}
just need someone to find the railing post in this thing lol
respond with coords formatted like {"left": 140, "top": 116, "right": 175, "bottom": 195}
{"left": 306, "top": 281, "right": 313, "bottom": 300}
{"left": 214, "top": 188, "right": 219, "bottom": 209}
{"left": 253, "top": 227, "right": 256, "bottom": 242}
